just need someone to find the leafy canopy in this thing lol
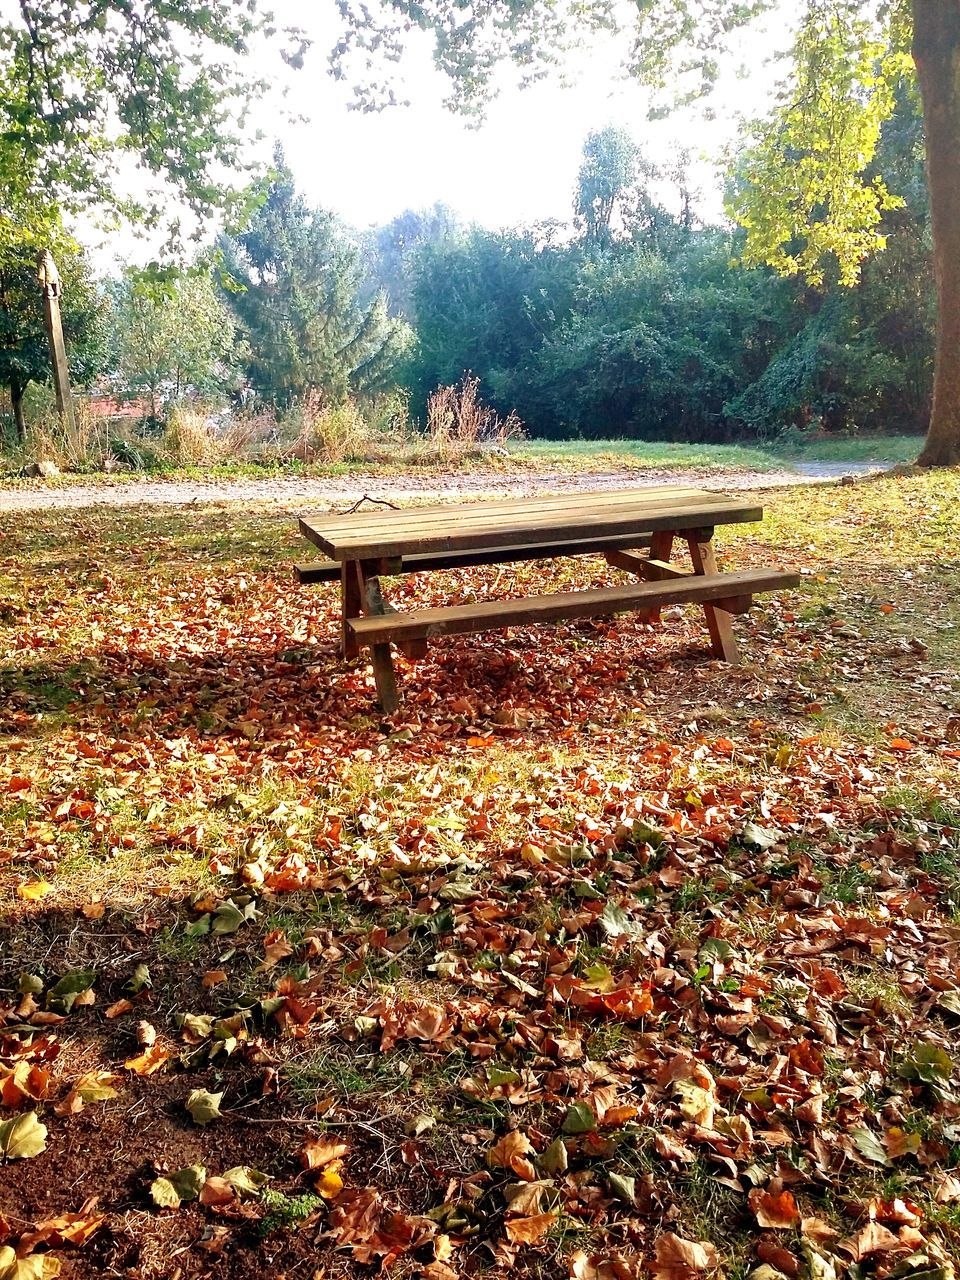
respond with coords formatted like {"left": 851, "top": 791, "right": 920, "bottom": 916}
{"left": 0, "top": 1, "right": 304, "bottom": 254}
{"left": 333, "top": 0, "right": 914, "bottom": 287}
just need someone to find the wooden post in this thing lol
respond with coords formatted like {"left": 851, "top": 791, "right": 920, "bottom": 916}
{"left": 685, "top": 531, "right": 741, "bottom": 664}
{"left": 37, "top": 251, "right": 76, "bottom": 434}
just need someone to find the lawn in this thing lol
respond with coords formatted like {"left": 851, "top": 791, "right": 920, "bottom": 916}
{"left": 512, "top": 435, "right": 925, "bottom": 470}
{"left": 1, "top": 470, "right": 959, "bottom": 1280}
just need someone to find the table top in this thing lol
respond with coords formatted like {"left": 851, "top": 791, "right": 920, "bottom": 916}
{"left": 299, "top": 485, "right": 763, "bottom": 561}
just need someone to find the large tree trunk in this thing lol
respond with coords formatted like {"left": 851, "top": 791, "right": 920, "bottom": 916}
{"left": 10, "top": 382, "right": 25, "bottom": 442}
{"left": 913, "top": 0, "right": 960, "bottom": 467}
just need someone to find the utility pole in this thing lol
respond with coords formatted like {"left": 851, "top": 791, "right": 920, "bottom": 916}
{"left": 37, "top": 250, "right": 76, "bottom": 434}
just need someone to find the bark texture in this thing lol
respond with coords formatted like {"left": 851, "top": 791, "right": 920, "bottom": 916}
{"left": 913, "top": 0, "right": 960, "bottom": 467}
{"left": 10, "top": 383, "right": 25, "bottom": 442}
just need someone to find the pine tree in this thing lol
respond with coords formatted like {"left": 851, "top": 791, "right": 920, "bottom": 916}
{"left": 220, "top": 153, "right": 410, "bottom": 409}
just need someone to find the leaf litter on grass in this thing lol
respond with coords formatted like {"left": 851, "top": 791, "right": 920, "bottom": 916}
{"left": 0, "top": 471, "right": 959, "bottom": 1278}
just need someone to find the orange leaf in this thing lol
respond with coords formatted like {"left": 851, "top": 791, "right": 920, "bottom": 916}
{"left": 504, "top": 1212, "right": 556, "bottom": 1244}
{"left": 257, "top": 929, "right": 294, "bottom": 973}
{"left": 202, "top": 970, "right": 228, "bottom": 989}
{"left": 487, "top": 1130, "right": 536, "bottom": 1179}
{"left": 300, "top": 1136, "right": 350, "bottom": 1170}
{"left": 749, "top": 1188, "right": 799, "bottom": 1229}
{"left": 123, "top": 1044, "right": 170, "bottom": 1075}
{"left": 105, "top": 999, "right": 132, "bottom": 1019}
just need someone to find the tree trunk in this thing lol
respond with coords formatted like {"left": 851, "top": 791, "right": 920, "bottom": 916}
{"left": 913, "top": 0, "right": 960, "bottom": 467}
{"left": 11, "top": 382, "right": 25, "bottom": 443}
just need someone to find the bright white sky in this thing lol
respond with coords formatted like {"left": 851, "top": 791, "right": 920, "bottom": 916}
{"left": 86, "top": 1, "right": 796, "bottom": 270}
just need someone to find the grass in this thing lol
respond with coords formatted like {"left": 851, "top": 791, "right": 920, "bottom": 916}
{"left": 2, "top": 432, "right": 924, "bottom": 487}
{"left": 511, "top": 433, "right": 923, "bottom": 469}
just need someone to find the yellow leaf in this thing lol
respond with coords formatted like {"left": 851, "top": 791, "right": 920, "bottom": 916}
{"left": 315, "top": 1167, "right": 344, "bottom": 1199}
{"left": 16, "top": 882, "right": 52, "bottom": 902}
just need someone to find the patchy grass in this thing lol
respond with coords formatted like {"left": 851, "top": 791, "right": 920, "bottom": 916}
{"left": 512, "top": 434, "right": 922, "bottom": 470}
{"left": 0, "top": 469, "right": 959, "bottom": 1279}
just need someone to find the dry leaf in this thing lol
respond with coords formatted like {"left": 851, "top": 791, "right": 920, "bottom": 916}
{"left": 504, "top": 1212, "right": 556, "bottom": 1244}
{"left": 749, "top": 1188, "right": 800, "bottom": 1229}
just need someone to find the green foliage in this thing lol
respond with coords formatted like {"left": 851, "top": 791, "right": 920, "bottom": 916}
{"left": 0, "top": 1, "right": 296, "bottom": 251}
{"left": 395, "top": 99, "right": 932, "bottom": 444}
{"left": 0, "top": 232, "right": 108, "bottom": 437}
{"left": 106, "top": 269, "right": 241, "bottom": 418}
{"left": 220, "top": 152, "right": 412, "bottom": 409}
{"left": 729, "top": 1, "right": 913, "bottom": 286}
{"left": 575, "top": 127, "right": 640, "bottom": 249}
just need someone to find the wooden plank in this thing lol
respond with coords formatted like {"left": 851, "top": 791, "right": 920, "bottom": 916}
{"left": 299, "top": 489, "right": 750, "bottom": 547}
{"left": 355, "top": 563, "right": 401, "bottom": 711}
{"left": 347, "top": 568, "right": 799, "bottom": 646}
{"left": 604, "top": 550, "right": 692, "bottom": 578}
{"left": 301, "top": 485, "right": 710, "bottom": 534}
{"left": 687, "top": 535, "right": 740, "bottom": 663}
{"left": 295, "top": 534, "right": 656, "bottom": 585}
{"left": 308, "top": 501, "right": 765, "bottom": 561}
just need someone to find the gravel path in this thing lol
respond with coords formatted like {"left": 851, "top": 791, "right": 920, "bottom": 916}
{"left": 0, "top": 460, "right": 883, "bottom": 513}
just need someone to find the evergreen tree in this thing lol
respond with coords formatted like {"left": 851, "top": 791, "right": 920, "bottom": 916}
{"left": 220, "top": 153, "right": 411, "bottom": 409}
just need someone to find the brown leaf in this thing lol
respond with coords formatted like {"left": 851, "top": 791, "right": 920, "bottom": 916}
{"left": 838, "top": 1222, "right": 905, "bottom": 1261}
{"left": 487, "top": 1130, "right": 536, "bottom": 1179}
{"left": 652, "top": 1233, "right": 720, "bottom": 1278}
{"left": 504, "top": 1212, "right": 556, "bottom": 1244}
{"left": 257, "top": 929, "right": 294, "bottom": 973}
{"left": 300, "top": 1135, "right": 349, "bottom": 1170}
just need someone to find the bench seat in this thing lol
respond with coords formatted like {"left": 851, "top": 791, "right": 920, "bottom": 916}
{"left": 347, "top": 567, "right": 800, "bottom": 648}
{"left": 294, "top": 532, "right": 654, "bottom": 584}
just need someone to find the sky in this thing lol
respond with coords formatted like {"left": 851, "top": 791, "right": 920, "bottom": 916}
{"left": 85, "top": 1, "right": 796, "bottom": 271}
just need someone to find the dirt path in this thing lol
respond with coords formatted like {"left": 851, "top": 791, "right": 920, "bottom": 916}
{"left": 0, "top": 460, "right": 882, "bottom": 512}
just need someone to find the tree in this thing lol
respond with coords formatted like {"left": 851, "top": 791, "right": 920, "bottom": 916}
{"left": 220, "top": 154, "right": 411, "bottom": 408}
{"left": 0, "top": 236, "right": 106, "bottom": 440}
{"left": 107, "top": 271, "right": 241, "bottom": 422}
{"left": 0, "top": 2, "right": 302, "bottom": 255}
{"left": 575, "top": 128, "right": 640, "bottom": 250}
{"left": 365, "top": 204, "right": 459, "bottom": 320}
{"left": 330, "top": 0, "right": 960, "bottom": 466}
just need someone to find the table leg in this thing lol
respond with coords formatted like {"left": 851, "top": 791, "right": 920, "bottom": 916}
{"left": 357, "top": 561, "right": 400, "bottom": 714}
{"left": 341, "top": 561, "right": 361, "bottom": 661}
{"left": 647, "top": 531, "right": 674, "bottom": 624}
{"left": 685, "top": 532, "right": 741, "bottom": 664}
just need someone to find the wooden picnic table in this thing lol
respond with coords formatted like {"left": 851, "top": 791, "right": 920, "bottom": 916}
{"left": 297, "top": 485, "right": 799, "bottom": 712}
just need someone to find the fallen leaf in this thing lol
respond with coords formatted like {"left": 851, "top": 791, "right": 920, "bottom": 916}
{"left": 749, "top": 1188, "right": 800, "bottom": 1229}
{"left": 185, "top": 1088, "right": 223, "bottom": 1126}
{"left": 301, "top": 1136, "right": 350, "bottom": 1170}
{"left": 504, "top": 1212, "right": 556, "bottom": 1244}
{"left": 0, "top": 1113, "right": 48, "bottom": 1160}
{"left": 124, "top": 1045, "right": 170, "bottom": 1075}
{"left": 16, "top": 882, "right": 52, "bottom": 902}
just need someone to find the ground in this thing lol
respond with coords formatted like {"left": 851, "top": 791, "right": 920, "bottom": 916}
{"left": 0, "top": 464, "right": 959, "bottom": 1280}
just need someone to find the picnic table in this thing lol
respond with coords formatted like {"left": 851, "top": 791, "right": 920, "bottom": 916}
{"left": 296, "top": 485, "right": 799, "bottom": 712}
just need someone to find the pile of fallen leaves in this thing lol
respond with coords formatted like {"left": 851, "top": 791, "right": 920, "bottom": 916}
{"left": 0, "top": 471, "right": 959, "bottom": 1279}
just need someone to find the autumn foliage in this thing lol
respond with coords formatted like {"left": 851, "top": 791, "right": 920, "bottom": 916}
{"left": 1, "top": 471, "right": 959, "bottom": 1278}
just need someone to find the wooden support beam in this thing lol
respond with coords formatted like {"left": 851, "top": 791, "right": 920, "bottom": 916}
{"left": 685, "top": 534, "right": 741, "bottom": 664}
{"left": 341, "top": 561, "right": 362, "bottom": 661}
{"left": 38, "top": 251, "right": 76, "bottom": 435}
